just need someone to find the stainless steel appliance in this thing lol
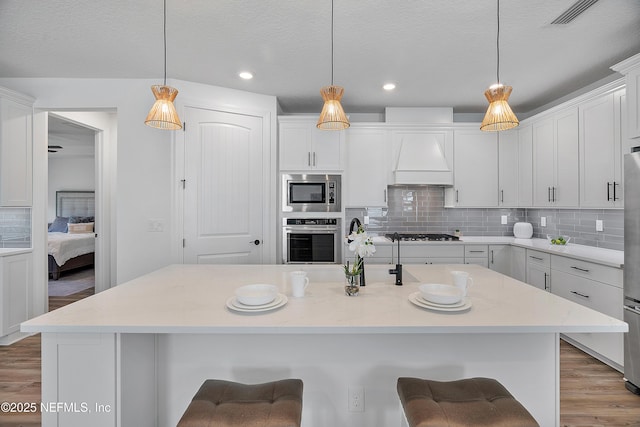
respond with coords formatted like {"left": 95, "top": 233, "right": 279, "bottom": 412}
{"left": 624, "top": 147, "right": 640, "bottom": 394}
{"left": 385, "top": 233, "right": 460, "bottom": 242}
{"left": 282, "top": 174, "right": 341, "bottom": 213}
{"left": 282, "top": 218, "right": 341, "bottom": 264}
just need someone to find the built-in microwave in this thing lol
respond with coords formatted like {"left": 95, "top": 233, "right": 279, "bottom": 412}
{"left": 282, "top": 174, "right": 341, "bottom": 212}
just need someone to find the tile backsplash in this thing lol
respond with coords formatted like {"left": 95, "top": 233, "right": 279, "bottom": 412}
{"left": 346, "top": 185, "right": 624, "bottom": 251}
{"left": 0, "top": 207, "right": 31, "bottom": 248}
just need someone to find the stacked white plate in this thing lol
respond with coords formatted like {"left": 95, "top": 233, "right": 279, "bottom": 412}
{"left": 227, "top": 284, "right": 287, "bottom": 313}
{"left": 409, "top": 283, "right": 472, "bottom": 312}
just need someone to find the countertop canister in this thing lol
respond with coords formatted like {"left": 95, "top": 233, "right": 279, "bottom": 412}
{"left": 513, "top": 222, "right": 533, "bottom": 239}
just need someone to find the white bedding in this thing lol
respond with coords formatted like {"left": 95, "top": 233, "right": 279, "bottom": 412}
{"left": 47, "top": 232, "right": 95, "bottom": 266}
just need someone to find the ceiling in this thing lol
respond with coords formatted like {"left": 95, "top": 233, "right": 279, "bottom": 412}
{"left": 48, "top": 115, "right": 95, "bottom": 157}
{"left": 1, "top": 0, "right": 639, "bottom": 117}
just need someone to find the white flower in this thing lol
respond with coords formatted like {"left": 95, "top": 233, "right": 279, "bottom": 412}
{"left": 344, "top": 225, "right": 376, "bottom": 275}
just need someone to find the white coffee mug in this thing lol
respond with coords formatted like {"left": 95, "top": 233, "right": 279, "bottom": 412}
{"left": 290, "top": 271, "right": 309, "bottom": 297}
{"left": 450, "top": 270, "right": 473, "bottom": 297}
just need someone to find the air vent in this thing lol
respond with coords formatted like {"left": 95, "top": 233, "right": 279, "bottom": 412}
{"left": 550, "top": 0, "right": 599, "bottom": 24}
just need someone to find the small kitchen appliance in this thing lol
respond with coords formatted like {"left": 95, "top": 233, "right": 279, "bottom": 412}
{"left": 282, "top": 218, "right": 341, "bottom": 264}
{"left": 282, "top": 174, "right": 341, "bottom": 213}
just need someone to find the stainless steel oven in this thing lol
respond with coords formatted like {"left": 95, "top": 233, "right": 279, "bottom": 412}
{"left": 282, "top": 218, "right": 342, "bottom": 264}
{"left": 282, "top": 174, "right": 341, "bottom": 213}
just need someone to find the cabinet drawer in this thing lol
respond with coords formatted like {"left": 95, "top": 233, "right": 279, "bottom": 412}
{"left": 526, "top": 249, "right": 550, "bottom": 267}
{"left": 551, "top": 255, "right": 622, "bottom": 288}
{"left": 552, "top": 270, "right": 623, "bottom": 319}
{"left": 464, "top": 245, "right": 488, "bottom": 258}
{"left": 465, "top": 258, "right": 489, "bottom": 268}
{"left": 401, "top": 245, "right": 465, "bottom": 258}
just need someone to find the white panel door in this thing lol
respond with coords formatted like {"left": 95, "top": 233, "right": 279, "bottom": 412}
{"left": 184, "top": 108, "right": 263, "bottom": 264}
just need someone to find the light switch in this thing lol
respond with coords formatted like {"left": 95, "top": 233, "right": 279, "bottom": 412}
{"left": 501, "top": 215, "right": 508, "bottom": 225}
{"left": 596, "top": 220, "right": 604, "bottom": 232}
{"left": 541, "top": 217, "right": 547, "bottom": 227}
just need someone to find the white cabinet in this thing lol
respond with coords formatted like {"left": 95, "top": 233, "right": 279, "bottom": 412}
{"left": 612, "top": 53, "right": 640, "bottom": 139}
{"left": 487, "top": 245, "right": 526, "bottom": 282}
{"left": 446, "top": 130, "right": 497, "bottom": 207}
{"left": 279, "top": 117, "right": 344, "bottom": 171}
{"left": 532, "top": 108, "right": 579, "bottom": 207}
{"left": 550, "top": 255, "right": 623, "bottom": 368}
{"left": 344, "top": 127, "right": 390, "bottom": 207}
{"left": 579, "top": 90, "right": 625, "bottom": 208}
{"left": 464, "top": 245, "right": 488, "bottom": 267}
{"left": 400, "top": 245, "right": 465, "bottom": 264}
{"left": 0, "top": 88, "right": 34, "bottom": 206}
{"left": 517, "top": 124, "right": 533, "bottom": 207}
{"left": 498, "top": 130, "right": 519, "bottom": 207}
{"left": 1, "top": 253, "right": 32, "bottom": 338}
{"left": 525, "top": 249, "right": 551, "bottom": 291}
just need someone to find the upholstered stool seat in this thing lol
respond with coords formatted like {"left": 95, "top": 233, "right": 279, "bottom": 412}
{"left": 177, "top": 379, "right": 303, "bottom": 427}
{"left": 397, "top": 377, "right": 539, "bottom": 427}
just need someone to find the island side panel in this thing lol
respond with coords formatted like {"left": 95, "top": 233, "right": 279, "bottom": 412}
{"left": 156, "top": 332, "right": 558, "bottom": 427}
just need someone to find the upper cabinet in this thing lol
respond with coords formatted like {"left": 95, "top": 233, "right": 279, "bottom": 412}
{"left": 0, "top": 88, "right": 34, "bottom": 207}
{"left": 497, "top": 130, "right": 519, "bottom": 207}
{"left": 344, "top": 127, "right": 390, "bottom": 207}
{"left": 445, "top": 129, "right": 497, "bottom": 207}
{"left": 612, "top": 53, "right": 640, "bottom": 140}
{"left": 579, "top": 90, "right": 625, "bottom": 208}
{"left": 532, "top": 108, "right": 579, "bottom": 208}
{"left": 279, "top": 117, "right": 344, "bottom": 171}
{"left": 517, "top": 124, "right": 533, "bottom": 207}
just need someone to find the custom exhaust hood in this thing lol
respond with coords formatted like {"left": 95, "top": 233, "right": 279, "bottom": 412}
{"left": 392, "top": 132, "right": 453, "bottom": 186}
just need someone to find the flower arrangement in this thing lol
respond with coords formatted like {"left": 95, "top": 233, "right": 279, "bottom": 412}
{"left": 344, "top": 225, "right": 376, "bottom": 276}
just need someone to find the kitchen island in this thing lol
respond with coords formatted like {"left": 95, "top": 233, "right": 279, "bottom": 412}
{"left": 22, "top": 264, "right": 627, "bottom": 427}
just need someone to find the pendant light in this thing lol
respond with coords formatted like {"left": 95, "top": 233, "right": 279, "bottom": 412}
{"left": 480, "top": 0, "right": 519, "bottom": 132}
{"left": 145, "top": 0, "right": 182, "bottom": 130}
{"left": 317, "top": 0, "right": 350, "bottom": 130}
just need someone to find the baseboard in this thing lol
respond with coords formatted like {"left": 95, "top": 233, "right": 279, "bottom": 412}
{"left": 560, "top": 334, "right": 623, "bottom": 373}
{"left": 0, "top": 331, "right": 35, "bottom": 346}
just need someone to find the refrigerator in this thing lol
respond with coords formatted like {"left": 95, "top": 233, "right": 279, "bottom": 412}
{"left": 624, "top": 147, "right": 640, "bottom": 394}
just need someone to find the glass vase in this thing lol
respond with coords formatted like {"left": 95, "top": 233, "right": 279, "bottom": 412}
{"left": 345, "top": 272, "right": 361, "bottom": 296}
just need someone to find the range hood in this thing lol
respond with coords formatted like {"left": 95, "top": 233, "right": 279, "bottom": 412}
{"left": 393, "top": 132, "right": 453, "bottom": 186}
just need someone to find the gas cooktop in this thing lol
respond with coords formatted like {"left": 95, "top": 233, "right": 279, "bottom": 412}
{"left": 385, "top": 233, "right": 460, "bottom": 242}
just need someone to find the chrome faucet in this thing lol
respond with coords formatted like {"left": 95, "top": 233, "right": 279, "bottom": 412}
{"left": 388, "top": 232, "right": 403, "bottom": 286}
{"left": 348, "top": 218, "right": 365, "bottom": 286}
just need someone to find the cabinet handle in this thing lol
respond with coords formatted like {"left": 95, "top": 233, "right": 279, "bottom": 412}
{"left": 313, "top": 152, "right": 316, "bottom": 166}
{"left": 501, "top": 189, "right": 504, "bottom": 203}
{"left": 456, "top": 190, "right": 459, "bottom": 203}
{"left": 570, "top": 266, "right": 590, "bottom": 273}
{"left": 607, "top": 182, "right": 612, "bottom": 201}
{"left": 613, "top": 182, "right": 619, "bottom": 201}
{"left": 491, "top": 250, "right": 494, "bottom": 264}
{"left": 544, "top": 272, "right": 549, "bottom": 291}
{"left": 308, "top": 152, "right": 311, "bottom": 166}
{"left": 469, "top": 250, "right": 485, "bottom": 253}
{"left": 384, "top": 188, "right": 387, "bottom": 203}
{"left": 548, "top": 187, "right": 551, "bottom": 202}
{"left": 552, "top": 186, "right": 556, "bottom": 202}
{"left": 570, "top": 290, "right": 590, "bottom": 299}
{"left": 529, "top": 256, "right": 544, "bottom": 261}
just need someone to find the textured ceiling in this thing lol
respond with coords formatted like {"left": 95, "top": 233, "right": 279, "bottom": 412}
{"left": 1, "top": 0, "right": 639, "bottom": 116}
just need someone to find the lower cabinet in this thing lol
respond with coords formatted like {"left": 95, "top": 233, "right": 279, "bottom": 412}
{"left": 525, "top": 249, "right": 551, "bottom": 291}
{"left": 550, "top": 255, "right": 623, "bottom": 368}
{"left": 464, "top": 245, "right": 488, "bottom": 267}
{"left": 489, "top": 245, "right": 526, "bottom": 282}
{"left": 1, "top": 253, "right": 32, "bottom": 338}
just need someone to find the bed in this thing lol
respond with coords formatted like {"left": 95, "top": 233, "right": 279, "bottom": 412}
{"left": 47, "top": 191, "right": 96, "bottom": 280}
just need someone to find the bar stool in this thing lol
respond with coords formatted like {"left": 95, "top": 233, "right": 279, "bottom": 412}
{"left": 177, "top": 379, "right": 303, "bottom": 427}
{"left": 397, "top": 377, "right": 539, "bottom": 427}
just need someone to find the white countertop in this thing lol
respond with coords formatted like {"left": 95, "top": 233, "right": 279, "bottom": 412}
{"left": 369, "top": 236, "right": 624, "bottom": 268}
{"left": 21, "top": 264, "right": 627, "bottom": 335}
{"left": 0, "top": 248, "right": 31, "bottom": 257}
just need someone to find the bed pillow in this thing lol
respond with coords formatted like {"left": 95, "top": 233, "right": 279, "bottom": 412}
{"left": 69, "top": 216, "right": 95, "bottom": 224}
{"left": 48, "top": 216, "right": 69, "bottom": 232}
{"left": 68, "top": 222, "right": 94, "bottom": 234}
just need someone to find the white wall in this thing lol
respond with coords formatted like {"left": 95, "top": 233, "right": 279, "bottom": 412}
{"left": 0, "top": 78, "right": 277, "bottom": 284}
{"left": 48, "top": 157, "right": 95, "bottom": 222}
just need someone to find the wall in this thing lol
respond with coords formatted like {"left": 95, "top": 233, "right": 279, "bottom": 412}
{"left": 48, "top": 157, "right": 95, "bottom": 222}
{"left": 346, "top": 185, "right": 624, "bottom": 252}
{"left": 0, "top": 208, "right": 30, "bottom": 248}
{"left": 0, "top": 78, "right": 278, "bottom": 284}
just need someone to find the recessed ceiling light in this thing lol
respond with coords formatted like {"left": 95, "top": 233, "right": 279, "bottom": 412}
{"left": 239, "top": 71, "right": 253, "bottom": 80}
{"left": 383, "top": 83, "right": 396, "bottom": 91}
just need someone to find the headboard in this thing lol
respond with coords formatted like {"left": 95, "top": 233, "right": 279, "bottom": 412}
{"left": 56, "top": 191, "right": 95, "bottom": 218}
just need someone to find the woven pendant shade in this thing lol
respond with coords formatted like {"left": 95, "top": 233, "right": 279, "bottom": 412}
{"left": 145, "top": 85, "right": 182, "bottom": 130}
{"left": 317, "top": 85, "right": 350, "bottom": 130}
{"left": 480, "top": 84, "right": 519, "bottom": 132}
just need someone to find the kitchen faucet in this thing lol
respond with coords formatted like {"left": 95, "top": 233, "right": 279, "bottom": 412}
{"left": 348, "top": 218, "right": 366, "bottom": 286}
{"left": 388, "top": 232, "right": 403, "bottom": 286}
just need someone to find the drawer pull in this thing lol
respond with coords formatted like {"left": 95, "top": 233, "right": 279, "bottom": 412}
{"left": 529, "top": 256, "right": 544, "bottom": 261}
{"left": 570, "top": 290, "right": 590, "bottom": 299}
{"left": 570, "top": 266, "right": 590, "bottom": 273}
{"left": 469, "top": 250, "right": 485, "bottom": 253}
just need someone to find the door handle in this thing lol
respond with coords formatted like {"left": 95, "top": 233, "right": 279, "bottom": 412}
{"left": 544, "top": 272, "right": 549, "bottom": 291}
{"left": 607, "top": 182, "right": 612, "bottom": 201}
{"left": 308, "top": 152, "right": 311, "bottom": 166}
{"left": 501, "top": 189, "right": 504, "bottom": 203}
{"left": 613, "top": 182, "right": 619, "bottom": 201}
{"left": 490, "top": 250, "right": 494, "bottom": 264}
{"left": 456, "top": 190, "right": 459, "bottom": 203}
{"left": 313, "top": 152, "right": 316, "bottom": 167}
{"left": 384, "top": 188, "right": 387, "bottom": 203}
{"left": 552, "top": 186, "right": 556, "bottom": 202}
{"left": 548, "top": 187, "right": 551, "bottom": 203}
{"left": 251, "top": 239, "right": 261, "bottom": 246}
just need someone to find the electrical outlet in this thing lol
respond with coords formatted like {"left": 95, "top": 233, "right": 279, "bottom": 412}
{"left": 501, "top": 215, "right": 508, "bottom": 225}
{"left": 541, "top": 217, "right": 547, "bottom": 227}
{"left": 596, "top": 220, "right": 604, "bottom": 232}
{"left": 348, "top": 386, "right": 365, "bottom": 412}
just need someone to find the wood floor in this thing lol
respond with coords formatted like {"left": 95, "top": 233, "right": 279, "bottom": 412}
{"left": 1, "top": 287, "right": 640, "bottom": 426}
